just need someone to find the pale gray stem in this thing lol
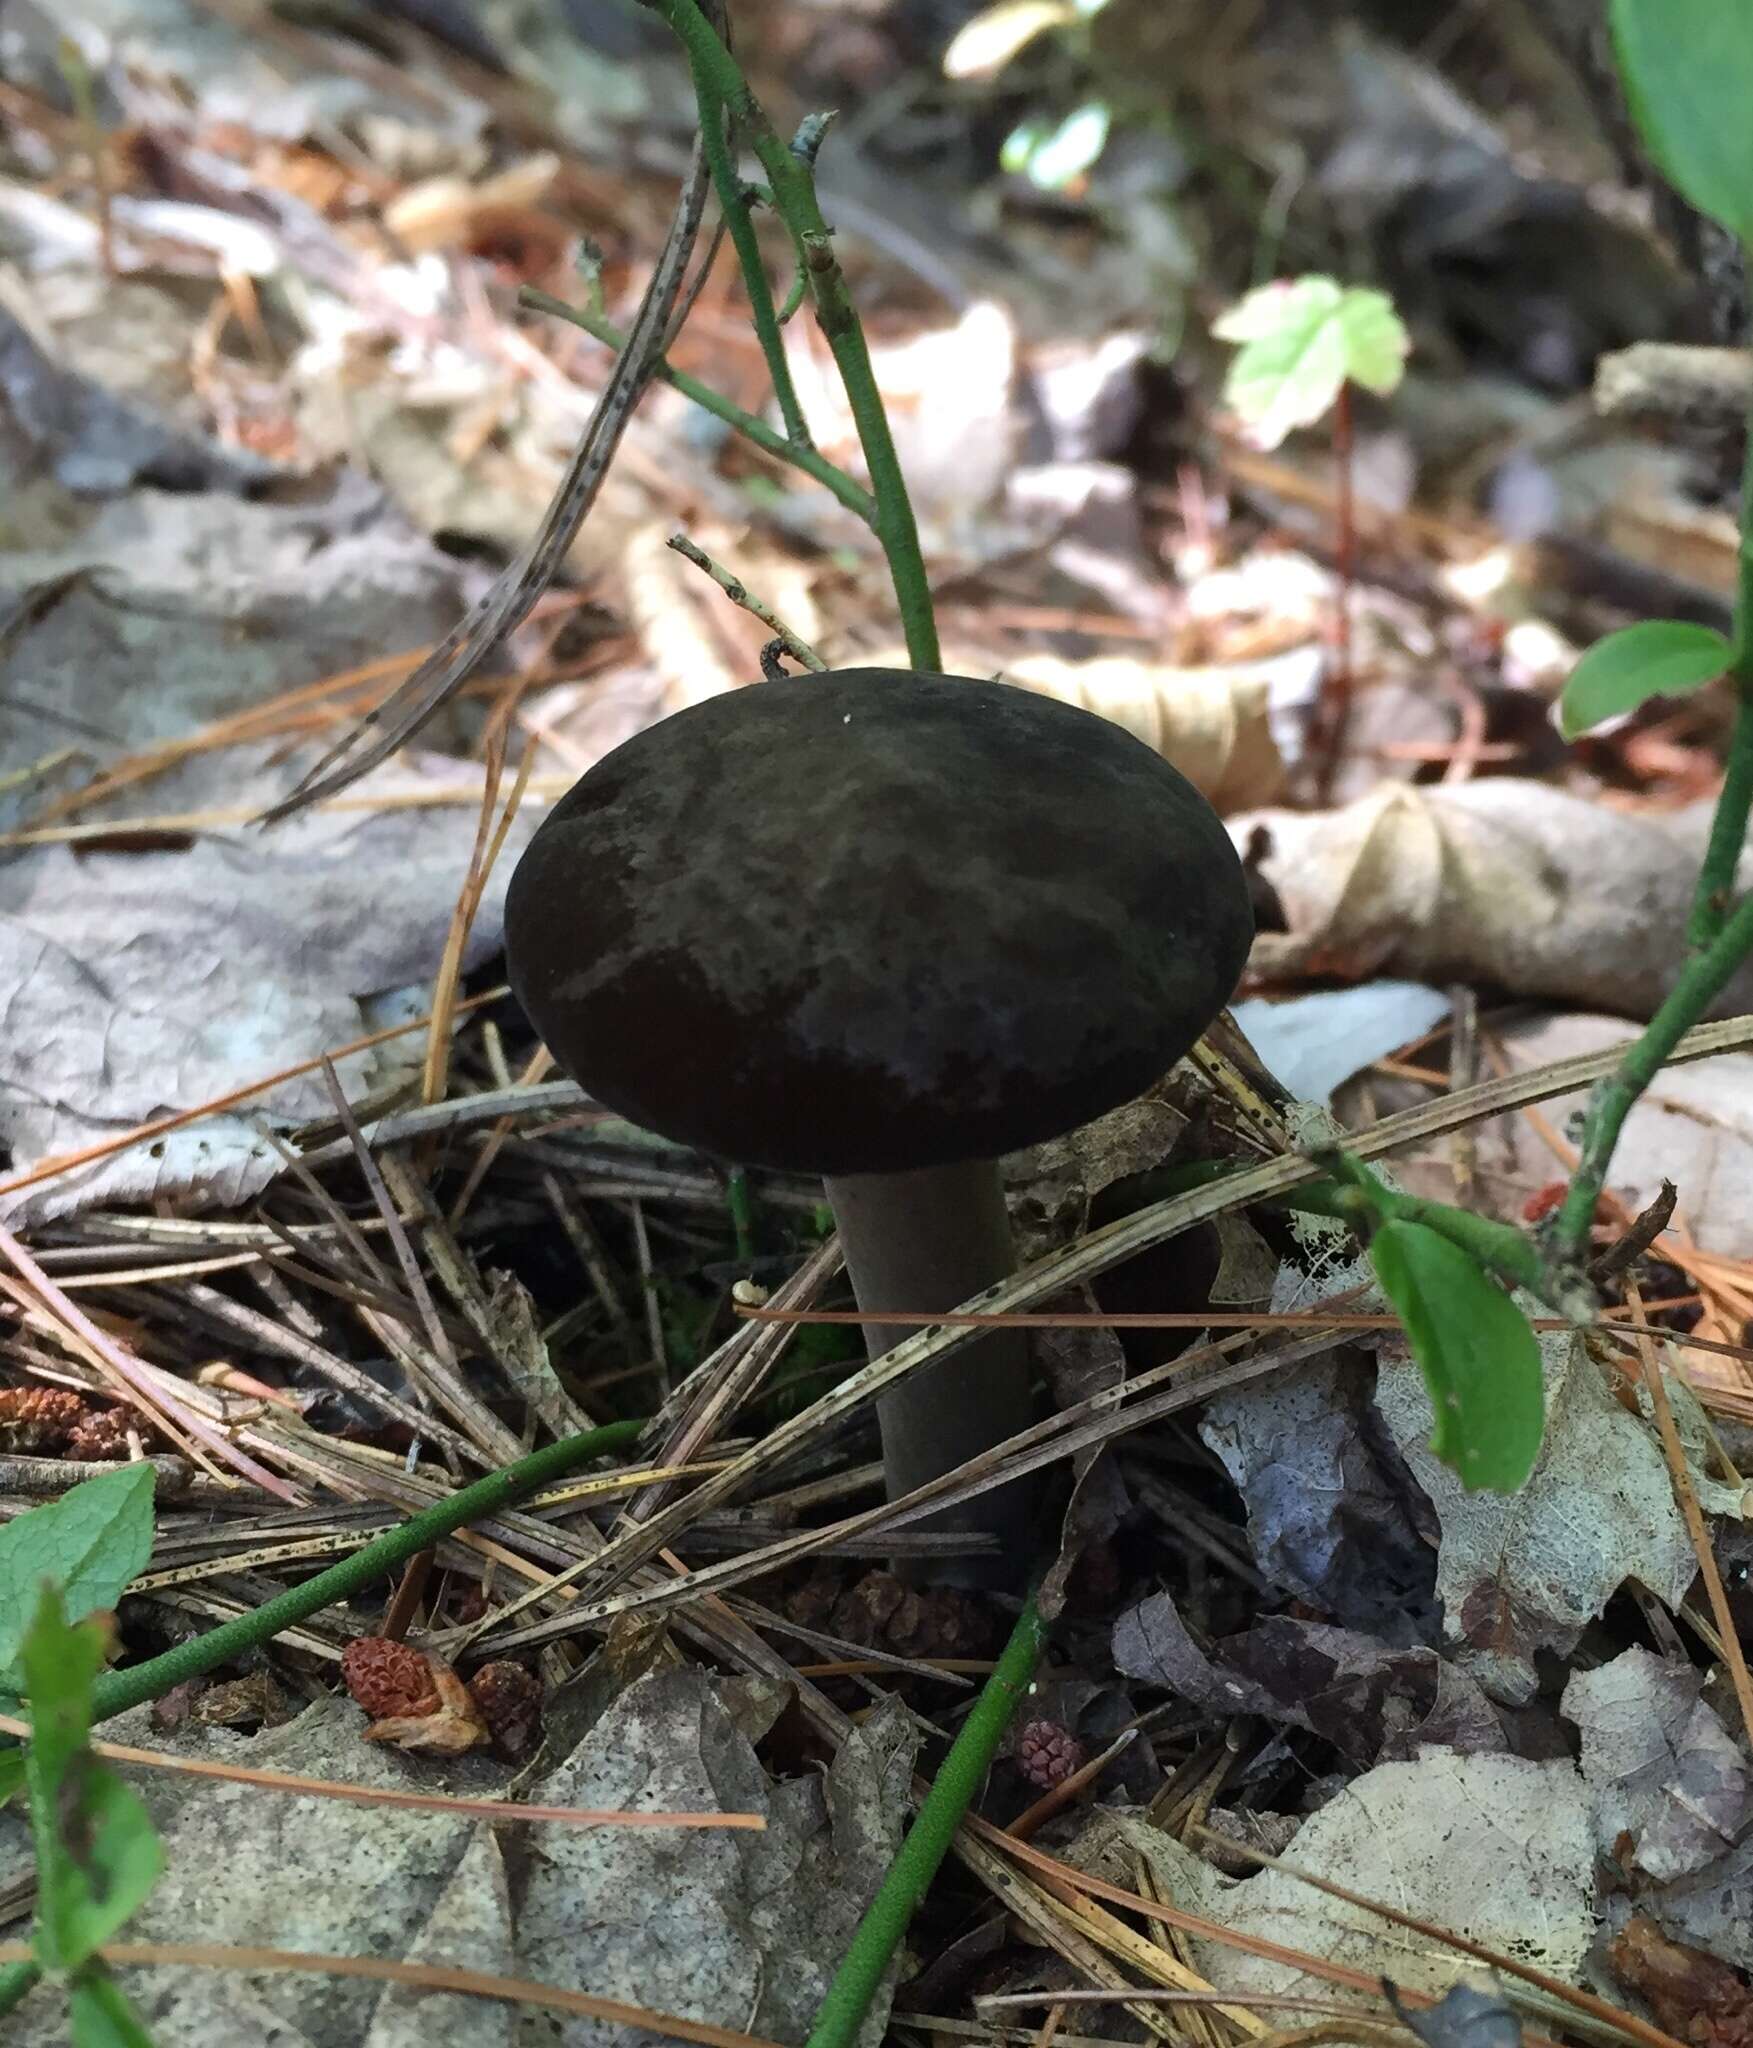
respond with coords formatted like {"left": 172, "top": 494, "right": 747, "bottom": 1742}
{"left": 823, "top": 1160, "right": 1035, "bottom": 1588}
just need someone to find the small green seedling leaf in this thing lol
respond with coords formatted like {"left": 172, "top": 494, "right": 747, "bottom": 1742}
{"left": 22, "top": 1584, "right": 162, "bottom": 1972}
{"left": 1613, "top": 0, "right": 1753, "bottom": 243}
{"left": 1214, "top": 276, "right": 1410, "bottom": 450}
{"left": 1001, "top": 101, "right": 1111, "bottom": 191}
{"left": 0, "top": 1464, "right": 155, "bottom": 1693}
{"left": 70, "top": 1971, "right": 160, "bottom": 2048}
{"left": 1559, "top": 620, "right": 1731, "bottom": 739}
{"left": 1369, "top": 1220, "right": 1544, "bottom": 1493}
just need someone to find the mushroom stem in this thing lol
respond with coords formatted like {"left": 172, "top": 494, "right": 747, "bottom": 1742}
{"left": 823, "top": 1161, "right": 1036, "bottom": 1589}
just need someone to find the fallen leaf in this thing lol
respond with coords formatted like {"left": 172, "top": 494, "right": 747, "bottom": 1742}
{"left": 1112, "top": 1589, "right": 1503, "bottom": 1767}
{"left": 1563, "top": 1649, "right": 1753, "bottom": 1883}
{"left": 0, "top": 745, "right": 537, "bottom": 1223}
{"left": 1233, "top": 783, "right": 1753, "bottom": 1020}
{"left": 517, "top": 1664, "right": 918, "bottom": 2047}
{"left": 1075, "top": 1750, "right": 1595, "bottom": 2002}
{"left": 1375, "top": 1329, "right": 1695, "bottom": 1703}
{"left": 1199, "top": 1354, "right": 1439, "bottom": 1639}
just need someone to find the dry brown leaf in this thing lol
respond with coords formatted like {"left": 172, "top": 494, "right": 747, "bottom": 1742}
{"left": 1006, "top": 652, "right": 1286, "bottom": 808}
{"left": 1235, "top": 782, "right": 1753, "bottom": 1018}
{"left": 853, "top": 641, "right": 1285, "bottom": 806}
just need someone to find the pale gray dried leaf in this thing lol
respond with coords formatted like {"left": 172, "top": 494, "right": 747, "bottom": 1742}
{"left": 7, "top": 1698, "right": 502, "bottom": 2047}
{"left": 1563, "top": 1649, "right": 1753, "bottom": 1884}
{"left": 1633, "top": 1835, "right": 1753, "bottom": 1974}
{"left": 367, "top": 1829, "right": 517, "bottom": 2048}
{"left": 1233, "top": 784, "right": 1753, "bottom": 1021}
{"left": 1201, "top": 1355, "right": 1437, "bottom": 1639}
{"left": 1374, "top": 1330, "right": 1693, "bottom": 1703}
{"left": 41, "top": 0, "right": 490, "bottom": 146}
{"left": 1077, "top": 1751, "right": 1594, "bottom": 2002}
{"left": 0, "top": 301, "right": 266, "bottom": 498}
{"left": 517, "top": 1664, "right": 917, "bottom": 2047}
{"left": 2, "top": 470, "right": 469, "bottom": 797}
{"left": 0, "top": 745, "right": 536, "bottom": 1222}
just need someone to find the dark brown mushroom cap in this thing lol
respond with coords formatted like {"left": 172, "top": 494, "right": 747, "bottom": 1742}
{"left": 504, "top": 668, "right": 1253, "bottom": 1174}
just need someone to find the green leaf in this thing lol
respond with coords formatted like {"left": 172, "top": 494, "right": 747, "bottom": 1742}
{"left": 22, "top": 1586, "right": 163, "bottom": 1973}
{"left": 1369, "top": 1220, "right": 1544, "bottom": 1493}
{"left": 1214, "top": 276, "right": 1411, "bottom": 449}
{"left": 70, "top": 1971, "right": 160, "bottom": 2048}
{"left": 1559, "top": 620, "right": 1732, "bottom": 739}
{"left": 1613, "top": 0, "right": 1753, "bottom": 243}
{"left": 1002, "top": 101, "right": 1111, "bottom": 191}
{"left": 0, "top": 1747, "right": 25, "bottom": 1807}
{"left": 0, "top": 1465, "right": 155, "bottom": 1693}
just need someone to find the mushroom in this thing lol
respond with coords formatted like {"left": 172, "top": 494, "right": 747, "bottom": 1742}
{"left": 503, "top": 668, "right": 1253, "bottom": 1587}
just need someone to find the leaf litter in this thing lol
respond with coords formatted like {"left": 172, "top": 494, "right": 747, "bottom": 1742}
{"left": 5, "top": 0, "right": 1753, "bottom": 2044}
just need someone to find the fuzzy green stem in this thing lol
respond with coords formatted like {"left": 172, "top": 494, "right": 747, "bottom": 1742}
{"left": 1309, "top": 1156, "right": 1548, "bottom": 1298}
{"left": 520, "top": 288, "right": 875, "bottom": 522}
{"left": 647, "top": 0, "right": 942, "bottom": 672}
{"left": 805, "top": 1593, "right": 1045, "bottom": 2048}
{"left": 687, "top": 61, "right": 813, "bottom": 449}
{"left": 84, "top": 1418, "right": 642, "bottom": 1725}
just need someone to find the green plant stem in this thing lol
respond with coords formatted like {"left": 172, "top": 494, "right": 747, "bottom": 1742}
{"left": 86, "top": 1418, "right": 642, "bottom": 1724}
{"left": 647, "top": 0, "right": 942, "bottom": 673}
{"left": 1686, "top": 416, "right": 1753, "bottom": 952}
{"left": 1559, "top": 393, "right": 1753, "bottom": 1255}
{"left": 520, "top": 288, "right": 875, "bottom": 523}
{"left": 806, "top": 1593, "right": 1045, "bottom": 2048}
{"left": 1558, "top": 882, "right": 1753, "bottom": 1253}
{"left": 1309, "top": 1155, "right": 1548, "bottom": 1298}
{"left": 686, "top": 60, "right": 813, "bottom": 449}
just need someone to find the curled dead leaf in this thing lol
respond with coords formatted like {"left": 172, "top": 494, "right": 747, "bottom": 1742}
{"left": 852, "top": 639, "right": 1285, "bottom": 806}
{"left": 1234, "top": 782, "right": 1753, "bottom": 1019}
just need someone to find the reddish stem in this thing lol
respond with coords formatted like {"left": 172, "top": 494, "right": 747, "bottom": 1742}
{"left": 1313, "top": 380, "right": 1356, "bottom": 801}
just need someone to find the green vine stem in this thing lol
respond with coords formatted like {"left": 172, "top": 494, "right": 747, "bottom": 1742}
{"left": 685, "top": 52, "right": 814, "bottom": 449}
{"left": 520, "top": 288, "right": 875, "bottom": 522}
{"left": 1557, "top": 882, "right": 1753, "bottom": 1254}
{"left": 805, "top": 1592, "right": 1045, "bottom": 2048}
{"left": 1687, "top": 419, "right": 1753, "bottom": 956}
{"left": 645, "top": 0, "right": 942, "bottom": 673}
{"left": 1558, "top": 396, "right": 1753, "bottom": 1256}
{"left": 0, "top": 1419, "right": 634, "bottom": 1728}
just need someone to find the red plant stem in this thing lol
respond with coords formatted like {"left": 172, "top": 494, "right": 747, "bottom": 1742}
{"left": 1315, "top": 380, "right": 1357, "bottom": 801}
